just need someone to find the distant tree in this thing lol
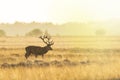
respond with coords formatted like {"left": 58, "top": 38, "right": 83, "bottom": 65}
{"left": 0, "top": 30, "right": 6, "bottom": 37}
{"left": 25, "top": 29, "right": 43, "bottom": 37}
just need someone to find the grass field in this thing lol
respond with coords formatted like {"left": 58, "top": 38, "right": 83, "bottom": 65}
{"left": 0, "top": 36, "right": 120, "bottom": 80}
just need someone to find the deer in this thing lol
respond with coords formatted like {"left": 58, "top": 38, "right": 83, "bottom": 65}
{"left": 25, "top": 35, "right": 54, "bottom": 59}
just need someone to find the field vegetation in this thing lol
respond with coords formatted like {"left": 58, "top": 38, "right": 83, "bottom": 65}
{"left": 0, "top": 36, "right": 120, "bottom": 80}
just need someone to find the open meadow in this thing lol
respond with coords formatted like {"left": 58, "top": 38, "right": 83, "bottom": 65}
{"left": 0, "top": 36, "right": 120, "bottom": 80}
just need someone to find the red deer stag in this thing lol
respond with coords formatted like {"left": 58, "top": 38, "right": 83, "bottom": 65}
{"left": 25, "top": 35, "right": 54, "bottom": 59}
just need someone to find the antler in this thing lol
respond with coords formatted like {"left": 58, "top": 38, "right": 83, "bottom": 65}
{"left": 39, "top": 35, "right": 54, "bottom": 46}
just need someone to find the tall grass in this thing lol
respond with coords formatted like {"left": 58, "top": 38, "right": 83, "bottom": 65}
{"left": 0, "top": 36, "right": 120, "bottom": 80}
{"left": 0, "top": 63, "right": 120, "bottom": 80}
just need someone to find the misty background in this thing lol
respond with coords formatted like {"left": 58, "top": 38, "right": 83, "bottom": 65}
{"left": 0, "top": 0, "right": 120, "bottom": 37}
{"left": 0, "top": 20, "right": 119, "bottom": 36}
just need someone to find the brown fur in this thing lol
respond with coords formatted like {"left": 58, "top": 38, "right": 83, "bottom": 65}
{"left": 25, "top": 35, "right": 54, "bottom": 59}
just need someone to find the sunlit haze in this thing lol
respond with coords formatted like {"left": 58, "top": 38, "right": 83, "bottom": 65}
{"left": 0, "top": 0, "right": 120, "bottom": 36}
{"left": 0, "top": 0, "right": 120, "bottom": 23}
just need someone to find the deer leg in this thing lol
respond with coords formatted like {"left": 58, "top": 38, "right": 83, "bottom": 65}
{"left": 25, "top": 53, "right": 30, "bottom": 59}
{"left": 25, "top": 53, "right": 27, "bottom": 59}
{"left": 42, "top": 54, "right": 44, "bottom": 59}
{"left": 35, "top": 54, "right": 38, "bottom": 58}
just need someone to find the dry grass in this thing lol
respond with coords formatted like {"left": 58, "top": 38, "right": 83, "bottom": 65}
{"left": 0, "top": 36, "right": 120, "bottom": 80}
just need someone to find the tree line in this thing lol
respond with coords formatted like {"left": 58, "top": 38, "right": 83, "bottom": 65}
{"left": 0, "top": 29, "right": 51, "bottom": 37}
{"left": 0, "top": 28, "right": 106, "bottom": 37}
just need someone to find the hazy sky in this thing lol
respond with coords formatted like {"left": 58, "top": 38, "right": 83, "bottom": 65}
{"left": 0, "top": 0, "right": 120, "bottom": 23}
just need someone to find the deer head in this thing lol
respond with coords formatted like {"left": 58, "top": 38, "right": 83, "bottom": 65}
{"left": 39, "top": 35, "right": 54, "bottom": 50}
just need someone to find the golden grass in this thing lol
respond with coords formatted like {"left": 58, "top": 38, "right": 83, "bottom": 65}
{"left": 1, "top": 63, "right": 120, "bottom": 80}
{"left": 0, "top": 36, "right": 120, "bottom": 80}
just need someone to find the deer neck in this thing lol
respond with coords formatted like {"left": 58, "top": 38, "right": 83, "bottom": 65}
{"left": 42, "top": 46, "right": 49, "bottom": 53}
